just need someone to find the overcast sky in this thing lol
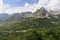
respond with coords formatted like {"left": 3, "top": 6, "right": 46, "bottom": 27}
{"left": 0, "top": 0, "right": 60, "bottom": 14}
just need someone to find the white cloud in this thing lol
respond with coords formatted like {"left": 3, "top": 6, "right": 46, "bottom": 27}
{"left": 0, "top": 0, "right": 3, "bottom": 13}
{"left": 45, "top": 0, "right": 59, "bottom": 10}
{"left": 0, "top": 0, "right": 60, "bottom": 14}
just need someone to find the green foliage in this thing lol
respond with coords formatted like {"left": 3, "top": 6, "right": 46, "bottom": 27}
{"left": 26, "top": 30, "right": 42, "bottom": 40}
{"left": 0, "top": 18, "right": 57, "bottom": 31}
{"left": 0, "top": 18, "right": 59, "bottom": 40}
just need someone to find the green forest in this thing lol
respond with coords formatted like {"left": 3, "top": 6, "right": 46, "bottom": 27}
{"left": 0, "top": 18, "right": 60, "bottom": 40}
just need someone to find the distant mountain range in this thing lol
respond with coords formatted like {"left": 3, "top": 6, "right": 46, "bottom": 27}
{"left": 0, "top": 13, "right": 11, "bottom": 22}
{"left": 0, "top": 7, "right": 60, "bottom": 22}
{"left": 0, "top": 12, "right": 32, "bottom": 22}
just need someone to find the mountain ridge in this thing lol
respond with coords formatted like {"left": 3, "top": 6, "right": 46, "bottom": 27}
{"left": 0, "top": 7, "right": 60, "bottom": 22}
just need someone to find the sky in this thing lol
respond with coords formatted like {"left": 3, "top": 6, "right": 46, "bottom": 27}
{"left": 0, "top": 0, "right": 60, "bottom": 14}
{"left": 3, "top": 0, "right": 38, "bottom": 7}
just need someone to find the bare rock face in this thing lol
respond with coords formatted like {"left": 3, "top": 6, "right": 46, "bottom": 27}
{"left": 32, "top": 7, "right": 49, "bottom": 18}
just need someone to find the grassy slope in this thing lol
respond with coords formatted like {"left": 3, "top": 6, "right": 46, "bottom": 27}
{"left": 0, "top": 18, "right": 60, "bottom": 40}
{"left": 0, "top": 18, "right": 58, "bottom": 31}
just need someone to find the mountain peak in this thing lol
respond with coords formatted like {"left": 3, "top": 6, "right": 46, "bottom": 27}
{"left": 40, "top": 7, "right": 46, "bottom": 10}
{"left": 32, "top": 7, "right": 49, "bottom": 18}
{"left": 36, "top": 7, "right": 46, "bottom": 12}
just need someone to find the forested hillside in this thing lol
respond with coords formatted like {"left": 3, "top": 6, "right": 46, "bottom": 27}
{"left": 0, "top": 17, "right": 60, "bottom": 40}
{"left": 0, "top": 7, "right": 60, "bottom": 40}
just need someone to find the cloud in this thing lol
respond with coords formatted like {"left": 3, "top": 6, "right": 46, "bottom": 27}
{"left": 0, "top": 0, "right": 3, "bottom": 13}
{"left": 0, "top": 0, "right": 60, "bottom": 14}
{"left": 3, "top": 2, "right": 38, "bottom": 14}
{"left": 45, "top": 0, "right": 59, "bottom": 10}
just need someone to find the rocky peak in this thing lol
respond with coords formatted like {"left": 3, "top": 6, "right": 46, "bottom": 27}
{"left": 32, "top": 7, "right": 49, "bottom": 18}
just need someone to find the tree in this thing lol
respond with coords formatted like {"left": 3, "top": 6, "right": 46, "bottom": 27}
{"left": 26, "top": 30, "right": 42, "bottom": 40}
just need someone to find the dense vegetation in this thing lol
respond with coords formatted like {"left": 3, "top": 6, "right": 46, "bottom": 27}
{"left": 0, "top": 26, "right": 60, "bottom": 40}
{"left": 0, "top": 18, "right": 60, "bottom": 40}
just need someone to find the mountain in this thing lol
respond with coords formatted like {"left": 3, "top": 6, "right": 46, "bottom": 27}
{"left": 0, "top": 7, "right": 60, "bottom": 40}
{"left": 32, "top": 7, "right": 49, "bottom": 18}
{"left": 9, "top": 12, "right": 32, "bottom": 21}
{"left": 0, "top": 12, "right": 32, "bottom": 22}
{"left": 50, "top": 10, "right": 60, "bottom": 15}
{"left": 0, "top": 13, "right": 10, "bottom": 22}
{"left": 0, "top": 7, "right": 60, "bottom": 22}
{"left": 49, "top": 10, "right": 60, "bottom": 18}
